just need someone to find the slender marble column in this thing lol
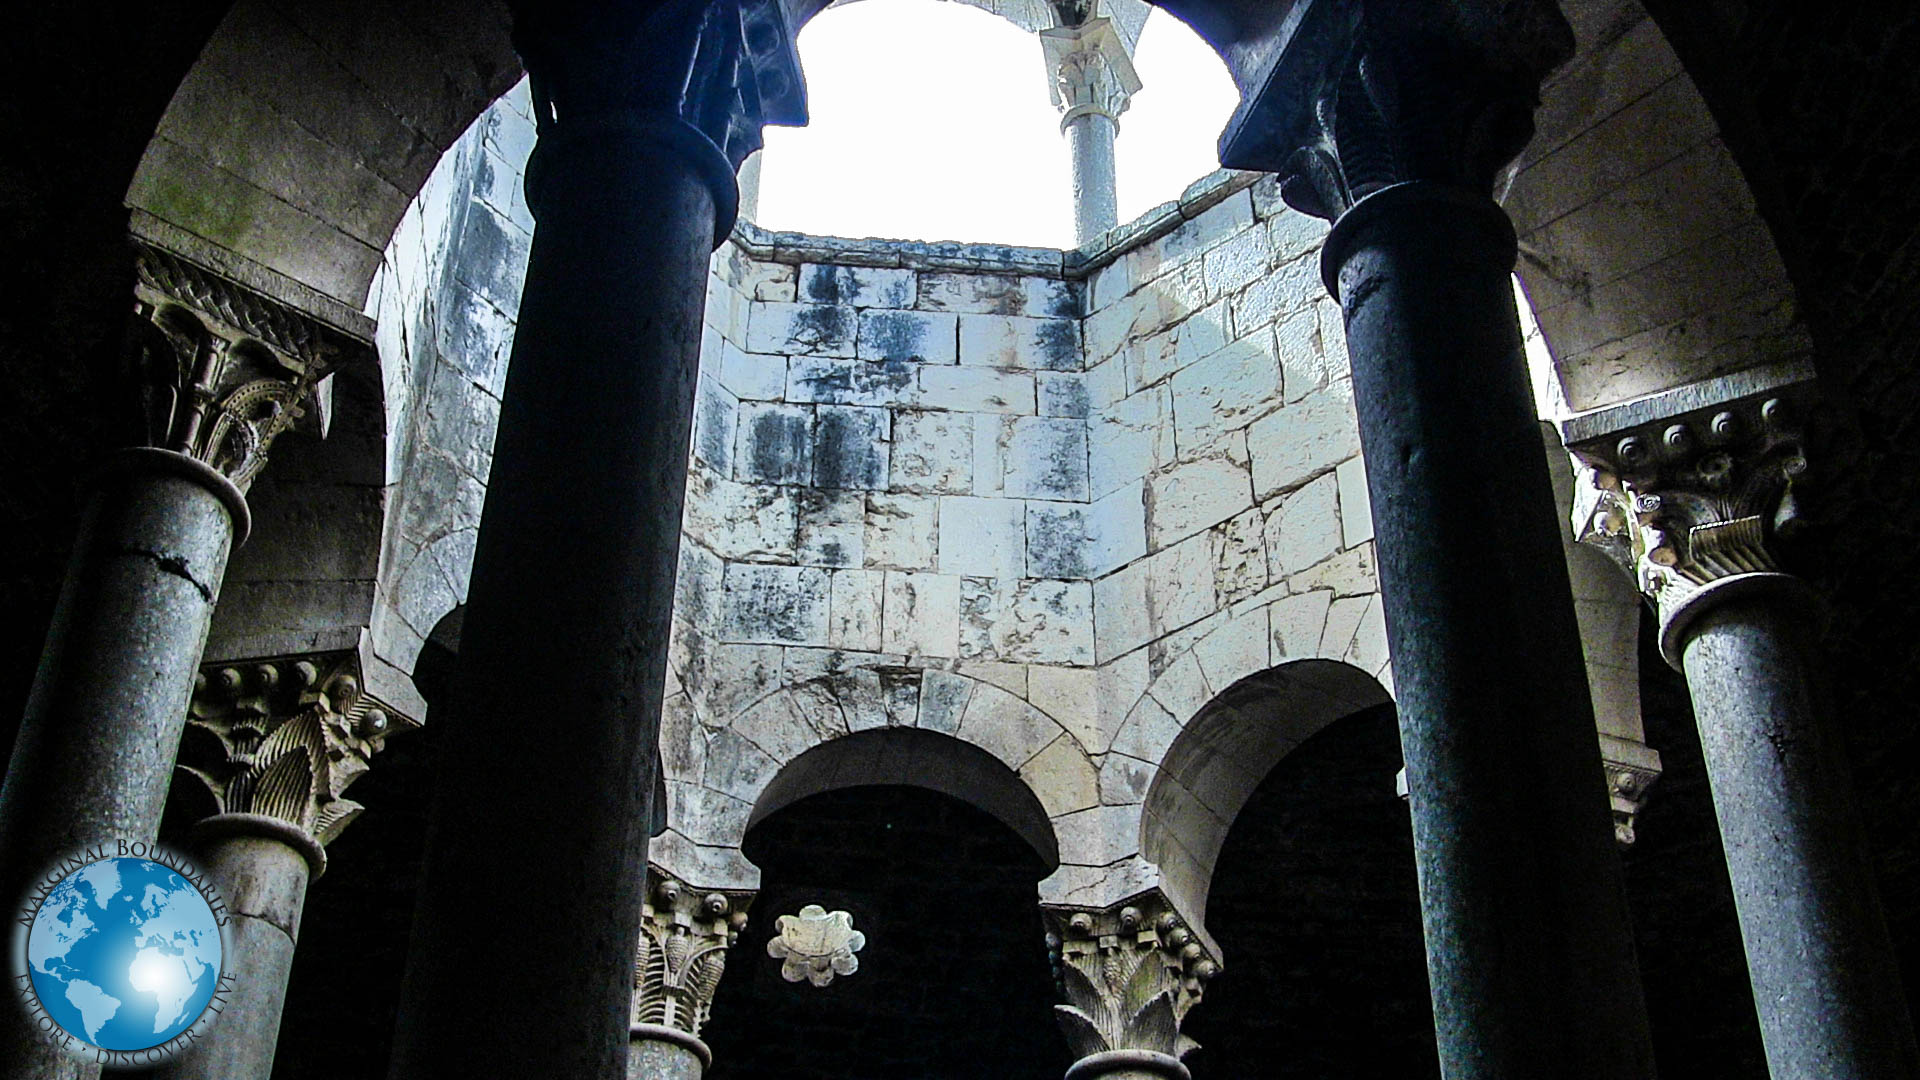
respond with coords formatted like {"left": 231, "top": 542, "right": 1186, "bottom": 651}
{"left": 627, "top": 870, "right": 753, "bottom": 1080}
{"left": 1569, "top": 365, "right": 1920, "bottom": 1079}
{"left": 152, "top": 645, "right": 408, "bottom": 1080}
{"left": 1040, "top": 18, "right": 1138, "bottom": 246}
{"left": 1219, "top": 6, "right": 1654, "bottom": 1077}
{"left": 387, "top": 4, "right": 803, "bottom": 1077}
{"left": 1043, "top": 892, "right": 1217, "bottom": 1080}
{"left": 0, "top": 244, "right": 339, "bottom": 1080}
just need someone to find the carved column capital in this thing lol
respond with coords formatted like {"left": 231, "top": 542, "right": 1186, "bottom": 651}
{"left": 1041, "top": 18, "right": 1141, "bottom": 129}
{"left": 633, "top": 868, "right": 754, "bottom": 1040}
{"left": 180, "top": 647, "right": 418, "bottom": 863}
{"left": 127, "top": 240, "right": 359, "bottom": 493}
{"left": 1565, "top": 361, "right": 1820, "bottom": 665}
{"left": 512, "top": 0, "right": 806, "bottom": 177}
{"left": 1042, "top": 891, "right": 1219, "bottom": 1070}
{"left": 1219, "top": 0, "right": 1575, "bottom": 220}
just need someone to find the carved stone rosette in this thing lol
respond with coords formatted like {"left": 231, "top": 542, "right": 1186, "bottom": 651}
{"left": 179, "top": 649, "right": 416, "bottom": 853}
{"left": 634, "top": 870, "right": 754, "bottom": 1038}
{"left": 1040, "top": 18, "right": 1141, "bottom": 129}
{"left": 1043, "top": 892, "right": 1219, "bottom": 1069}
{"left": 1566, "top": 362, "right": 1819, "bottom": 664}
{"left": 127, "top": 240, "right": 353, "bottom": 492}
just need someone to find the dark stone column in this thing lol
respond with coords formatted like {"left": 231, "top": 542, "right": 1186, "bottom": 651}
{"left": 385, "top": 4, "right": 803, "bottom": 1077}
{"left": 1569, "top": 366, "right": 1920, "bottom": 1078}
{"left": 1220, "top": 5, "right": 1655, "bottom": 1077}
{"left": 0, "top": 245, "right": 339, "bottom": 1080}
{"left": 154, "top": 644, "right": 413, "bottom": 1080}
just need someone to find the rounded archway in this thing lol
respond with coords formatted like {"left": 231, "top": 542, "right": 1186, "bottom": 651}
{"left": 1140, "top": 659, "right": 1392, "bottom": 928}
{"left": 1182, "top": 701, "right": 1434, "bottom": 1079}
{"left": 708, "top": 781, "right": 1071, "bottom": 1079}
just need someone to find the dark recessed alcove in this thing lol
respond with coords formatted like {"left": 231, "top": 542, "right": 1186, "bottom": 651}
{"left": 706, "top": 784, "right": 1072, "bottom": 1080}
{"left": 1181, "top": 702, "right": 1437, "bottom": 1080}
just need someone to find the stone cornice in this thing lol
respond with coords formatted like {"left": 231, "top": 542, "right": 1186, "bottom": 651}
{"left": 726, "top": 168, "right": 1264, "bottom": 278}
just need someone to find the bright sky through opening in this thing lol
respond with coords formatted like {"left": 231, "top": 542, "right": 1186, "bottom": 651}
{"left": 753, "top": 1, "right": 1240, "bottom": 249}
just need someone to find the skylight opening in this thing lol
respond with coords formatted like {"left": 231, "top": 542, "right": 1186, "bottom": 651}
{"left": 751, "top": 0, "right": 1238, "bottom": 249}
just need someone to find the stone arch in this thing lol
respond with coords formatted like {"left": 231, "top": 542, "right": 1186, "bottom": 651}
{"left": 653, "top": 664, "right": 1093, "bottom": 889}
{"left": 1140, "top": 659, "right": 1391, "bottom": 933}
{"left": 747, "top": 726, "right": 1059, "bottom": 866}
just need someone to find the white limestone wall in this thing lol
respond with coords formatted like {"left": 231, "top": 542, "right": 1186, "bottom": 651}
{"left": 654, "top": 176, "right": 1393, "bottom": 914}
{"left": 364, "top": 87, "right": 1394, "bottom": 929}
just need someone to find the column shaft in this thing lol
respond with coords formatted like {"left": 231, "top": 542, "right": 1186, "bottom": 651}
{"left": 157, "top": 823, "right": 315, "bottom": 1080}
{"left": 629, "top": 1028, "right": 708, "bottom": 1080}
{"left": 0, "top": 451, "right": 239, "bottom": 1080}
{"left": 1327, "top": 183, "right": 1653, "bottom": 1079}
{"left": 387, "top": 120, "right": 719, "bottom": 1078}
{"left": 1680, "top": 586, "right": 1920, "bottom": 1078}
{"left": 1066, "top": 112, "right": 1118, "bottom": 246}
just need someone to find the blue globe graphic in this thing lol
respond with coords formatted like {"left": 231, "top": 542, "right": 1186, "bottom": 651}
{"left": 25, "top": 857, "right": 223, "bottom": 1051}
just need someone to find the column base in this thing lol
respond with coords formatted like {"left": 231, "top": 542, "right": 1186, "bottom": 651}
{"left": 1064, "top": 1050, "right": 1190, "bottom": 1080}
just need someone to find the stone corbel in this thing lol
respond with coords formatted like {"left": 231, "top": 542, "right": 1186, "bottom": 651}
{"left": 1040, "top": 17, "right": 1142, "bottom": 129}
{"left": 127, "top": 238, "right": 360, "bottom": 493}
{"left": 1564, "top": 359, "right": 1820, "bottom": 668}
{"left": 1043, "top": 890, "right": 1219, "bottom": 1080}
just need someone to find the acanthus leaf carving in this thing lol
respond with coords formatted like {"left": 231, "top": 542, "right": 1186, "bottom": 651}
{"left": 128, "top": 240, "right": 362, "bottom": 491}
{"left": 1569, "top": 372, "right": 1817, "bottom": 619}
{"left": 181, "top": 650, "right": 414, "bottom": 847}
{"left": 1043, "top": 892, "right": 1216, "bottom": 1062}
{"left": 634, "top": 869, "right": 753, "bottom": 1037}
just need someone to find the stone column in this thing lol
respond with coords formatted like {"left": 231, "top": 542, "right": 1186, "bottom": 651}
{"left": 385, "top": 3, "right": 804, "bottom": 1077}
{"left": 1568, "top": 362, "right": 1920, "bottom": 1079}
{"left": 0, "top": 244, "right": 341, "bottom": 1080}
{"left": 151, "top": 641, "right": 413, "bottom": 1080}
{"left": 628, "top": 869, "right": 753, "bottom": 1080}
{"left": 1218, "top": 6, "right": 1655, "bottom": 1077}
{"left": 1040, "top": 18, "right": 1138, "bottom": 247}
{"left": 1042, "top": 892, "right": 1217, "bottom": 1080}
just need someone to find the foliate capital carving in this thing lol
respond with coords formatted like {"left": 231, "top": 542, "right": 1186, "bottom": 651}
{"left": 128, "top": 241, "right": 355, "bottom": 491}
{"left": 1041, "top": 19, "right": 1141, "bottom": 129}
{"left": 634, "top": 870, "right": 753, "bottom": 1037}
{"left": 1042, "top": 892, "right": 1218, "bottom": 1063}
{"left": 1218, "top": 0, "right": 1574, "bottom": 220}
{"left": 512, "top": 0, "right": 807, "bottom": 173}
{"left": 180, "top": 650, "right": 416, "bottom": 848}
{"left": 1567, "top": 368, "right": 1817, "bottom": 626}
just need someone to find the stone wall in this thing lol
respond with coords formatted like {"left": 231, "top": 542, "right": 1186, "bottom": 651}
{"left": 651, "top": 171, "right": 1394, "bottom": 923}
